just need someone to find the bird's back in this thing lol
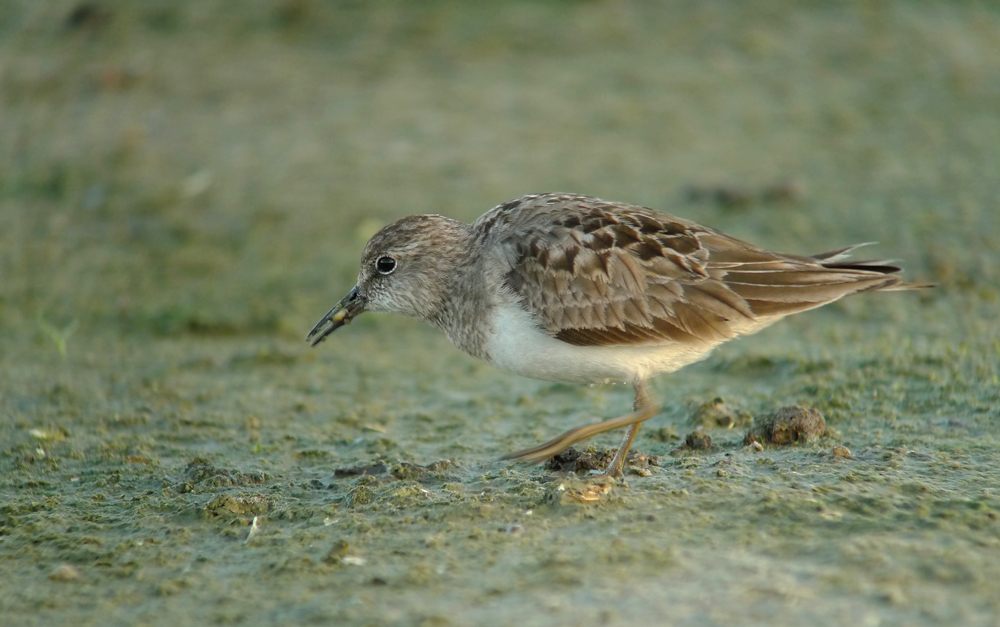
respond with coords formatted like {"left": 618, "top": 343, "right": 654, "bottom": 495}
{"left": 473, "top": 193, "right": 923, "bottom": 352}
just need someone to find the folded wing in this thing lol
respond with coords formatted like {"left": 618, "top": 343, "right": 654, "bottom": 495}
{"left": 482, "top": 194, "right": 914, "bottom": 348}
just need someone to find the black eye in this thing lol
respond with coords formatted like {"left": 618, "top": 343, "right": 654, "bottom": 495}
{"left": 375, "top": 256, "right": 396, "bottom": 275}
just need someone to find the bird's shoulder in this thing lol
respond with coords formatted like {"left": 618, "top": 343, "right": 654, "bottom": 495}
{"left": 473, "top": 193, "right": 712, "bottom": 275}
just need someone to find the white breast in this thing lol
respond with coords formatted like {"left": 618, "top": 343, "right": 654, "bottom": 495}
{"left": 483, "top": 304, "right": 715, "bottom": 385}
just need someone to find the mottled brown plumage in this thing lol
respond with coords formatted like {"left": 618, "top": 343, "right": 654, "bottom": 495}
{"left": 478, "top": 194, "right": 913, "bottom": 350}
{"left": 308, "top": 193, "right": 929, "bottom": 480}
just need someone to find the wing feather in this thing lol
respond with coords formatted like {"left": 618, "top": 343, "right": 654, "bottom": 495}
{"left": 475, "top": 194, "right": 914, "bottom": 348}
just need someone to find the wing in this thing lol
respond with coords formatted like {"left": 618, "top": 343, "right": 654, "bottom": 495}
{"left": 477, "top": 193, "right": 906, "bottom": 348}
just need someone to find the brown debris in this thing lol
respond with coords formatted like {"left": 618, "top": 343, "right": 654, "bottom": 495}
{"left": 389, "top": 460, "right": 455, "bottom": 482}
{"left": 743, "top": 406, "right": 825, "bottom": 446}
{"left": 545, "top": 447, "right": 658, "bottom": 474}
{"left": 545, "top": 448, "right": 612, "bottom": 473}
{"left": 205, "top": 493, "right": 275, "bottom": 518}
{"left": 683, "top": 431, "right": 713, "bottom": 450}
{"left": 333, "top": 461, "right": 388, "bottom": 479}
{"left": 178, "top": 457, "right": 266, "bottom": 492}
{"left": 832, "top": 445, "right": 852, "bottom": 458}
{"left": 689, "top": 397, "right": 752, "bottom": 429}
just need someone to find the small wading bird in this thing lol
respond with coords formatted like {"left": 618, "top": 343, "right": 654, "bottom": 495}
{"left": 308, "top": 193, "right": 929, "bottom": 481}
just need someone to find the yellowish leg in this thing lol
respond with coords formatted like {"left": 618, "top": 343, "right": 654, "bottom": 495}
{"left": 601, "top": 423, "right": 643, "bottom": 479}
{"left": 502, "top": 381, "right": 657, "bottom": 478}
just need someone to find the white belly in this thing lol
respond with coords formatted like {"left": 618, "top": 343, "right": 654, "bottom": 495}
{"left": 483, "top": 304, "right": 714, "bottom": 385}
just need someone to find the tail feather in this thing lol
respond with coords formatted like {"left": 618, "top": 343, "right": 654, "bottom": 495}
{"left": 812, "top": 245, "right": 933, "bottom": 291}
{"left": 719, "top": 243, "right": 932, "bottom": 319}
{"left": 810, "top": 242, "right": 878, "bottom": 263}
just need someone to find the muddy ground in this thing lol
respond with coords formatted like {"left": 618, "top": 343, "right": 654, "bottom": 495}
{"left": 2, "top": 2, "right": 999, "bottom": 626}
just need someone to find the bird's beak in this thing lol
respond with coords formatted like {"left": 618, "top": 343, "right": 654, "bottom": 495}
{"left": 306, "top": 285, "right": 365, "bottom": 347}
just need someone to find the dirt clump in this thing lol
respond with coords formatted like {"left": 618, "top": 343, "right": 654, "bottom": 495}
{"left": 744, "top": 406, "right": 825, "bottom": 446}
{"left": 545, "top": 447, "right": 658, "bottom": 474}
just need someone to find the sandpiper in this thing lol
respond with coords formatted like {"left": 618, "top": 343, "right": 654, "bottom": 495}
{"left": 307, "top": 193, "right": 928, "bottom": 479}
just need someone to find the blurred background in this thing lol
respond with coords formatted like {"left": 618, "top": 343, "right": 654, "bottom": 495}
{"left": 3, "top": 0, "right": 996, "bottom": 344}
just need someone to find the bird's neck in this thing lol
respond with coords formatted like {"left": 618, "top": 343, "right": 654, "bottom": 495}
{"left": 426, "top": 239, "right": 494, "bottom": 362}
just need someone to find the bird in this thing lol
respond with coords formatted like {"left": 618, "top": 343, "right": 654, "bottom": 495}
{"left": 307, "top": 193, "right": 929, "bottom": 480}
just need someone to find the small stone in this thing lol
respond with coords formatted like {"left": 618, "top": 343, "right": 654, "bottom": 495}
{"left": 49, "top": 564, "right": 80, "bottom": 582}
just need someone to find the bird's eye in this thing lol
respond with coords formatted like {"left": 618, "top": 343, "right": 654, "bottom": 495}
{"left": 375, "top": 256, "right": 397, "bottom": 275}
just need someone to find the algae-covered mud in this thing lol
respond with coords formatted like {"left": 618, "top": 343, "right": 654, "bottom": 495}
{"left": 2, "top": 2, "right": 1000, "bottom": 626}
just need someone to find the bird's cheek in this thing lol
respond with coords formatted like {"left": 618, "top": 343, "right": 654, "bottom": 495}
{"left": 360, "top": 292, "right": 382, "bottom": 313}
{"left": 363, "top": 289, "right": 395, "bottom": 314}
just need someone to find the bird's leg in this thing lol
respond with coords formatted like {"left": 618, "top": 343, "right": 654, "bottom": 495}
{"left": 598, "top": 382, "right": 654, "bottom": 479}
{"left": 502, "top": 381, "right": 657, "bottom": 477}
